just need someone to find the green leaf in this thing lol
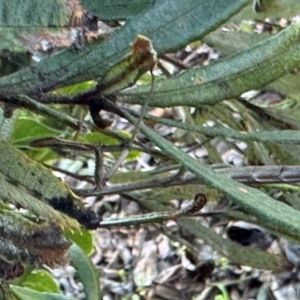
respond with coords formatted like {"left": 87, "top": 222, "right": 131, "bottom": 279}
{"left": 125, "top": 112, "right": 300, "bottom": 244}
{"left": 0, "top": 0, "right": 70, "bottom": 52}
{"left": 204, "top": 30, "right": 269, "bottom": 56}
{"left": 70, "top": 243, "right": 101, "bottom": 300}
{"left": 178, "top": 218, "right": 288, "bottom": 271}
{"left": 0, "top": 141, "right": 99, "bottom": 230}
{"left": 267, "top": 71, "right": 300, "bottom": 101}
{"left": 10, "top": 286, "right": 75, "bottom": 300}
{"left": 203, "top": 26, "right": 300, "bottom": 103}
{"left": 22, "top": 270, "right": 60, "bottom": 293}
{"left": 0, "top": 0, "right": 68, "bottom": 27}
{"left": 143, "top": 114, "right": 300, "bottom": 145}
{"left": 78, "top": 131, "right": 120, "bottom": 145}
{"left": 0, "top": 210, "right": 71, "bottom": 267}
{"left": 121, "top": 22, "right": 300, "bottom": 107}
{"left": 233, "top": 0, "right": 300, "bottom": 21}
{"left": 55, "top": 81, "right": 97, "bottom": 96}
{"left": 0, "top": 0, "right": 249, "bottom": 94}
{"left": 65, "top": 229, "right": 94, "bottom": 256}
{"left": 135, "top": 0, "right": 249, "bottom": 55}
{"left": 0, "top": 51, "right": 32, "bottom": 77}
{"left": 82, "top": 0, "right": 155, "bottom": 21}
{"left": 11, "top": 114, "right": 61, "bottom": 146}
{"left": 0, "top": 283, "right": 22, "bottom": 300}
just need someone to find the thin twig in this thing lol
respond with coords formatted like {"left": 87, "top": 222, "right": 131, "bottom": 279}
{"left": 44, "top": 164, "right": 94, "bottom": 184}
{"left": 99, "top": 193, "right": 207, "bottom": 228}
{"left": 94, "top": 146, "right": 104, "bottom": 189}
{"left": 159, "top": 54, "right": 188, "bottom": 70}
{"left": 9, "top": 95, "right": 81, "bottom": 130}
{"left": 31, "top": 136, "right": 166, "bottom": 159}
{"left": 102, "top": 72, "right": 156, "bottom": 183}
{"left": 77, "top": 165, "right": 300, "bottom": 197}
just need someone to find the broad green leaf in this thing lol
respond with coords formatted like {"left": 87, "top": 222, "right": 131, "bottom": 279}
{"left": 55, "top": 81, "right": 97, "bottom": 96}
{"left": 79, "top": 131, "right": 141, "bottom": 160}
{"left": 18, "top": 148, "right": 59, "bottom": 164}
{"left": 78, "top": 131, "right": 120, "bottom": 145}
{"left": 0, "top": 0, "right": 249, "bottom": 95}
{"left": 121, "top": 22, "right": 300, "bottom": 108}
{"left": 11, "top": 286, "right": 75, "bottom": 300}
{"left": 65, "top": 229, "right": 94, "bottom": 255}
{"left": 125, "top": 112, "right": 300, "bottom": 244}
{"left": 22, "top": 270, "right": 60, "bottom": 293}
{"left": 11, "top": 115, "right": 61, "bottom": 146}
{"left": 82, "top": 0, "right": 155, "bottom": 21}
{"left": 70, "top": 243, "right": 101, "bottom": 300}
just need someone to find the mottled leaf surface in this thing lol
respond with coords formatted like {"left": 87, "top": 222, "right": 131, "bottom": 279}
{"left": 0, "top": 0, "right": 249, "bottom": 94}
{"left": 0, "top": 141, "right": 99, "bottom": 229}
{"left": 82, "top": 0, "right": 155, "bottom": 21}
{"left": 121, "top": 23, "right": 300, "bottom": 107}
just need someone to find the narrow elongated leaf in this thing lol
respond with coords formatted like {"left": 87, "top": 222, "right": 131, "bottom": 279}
{"left": 125, "top": 112, "right": 300, "bottom": 243}
{"left": 70, "top": 243, "right": 101, "bottom": 300}
{"left": 11, "top": 286, "right": 75, "bottom": 300}
{"left": 121, "top": 0, "right": 250, "bottom": 55}
{"left": 121, "top": 22, "right": 300, "bottom": 107}
{"left": 0, "top": 141, "right": 99, "bottom": 229}
{"left": 82, "top": 0, "right": 155, "bottom": 21}
{"left": 22, "top": 270, "right": 60, "bottom": 293}
{"left": 261, "top": 102, "right": 300, "bottom": 129}
{"left": 268, "top": 72, "right": 300, "bottom": 102}
{"left": 0, "top": 283, "right": 21, "bottom": 300}
{"left": 178, "top": 218, "right": 289, "bottom": 271}
{"left": 0, "top": 171, "right": 79, "bottom": 230}
{"left": 203, "top": 28, "right": 300, "bottom": 106}
{"left": 0, "top": 0, "right": 249, "bottom": 95}
{"left": 144, "top": 114, "right": 300, "bottom": 145}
